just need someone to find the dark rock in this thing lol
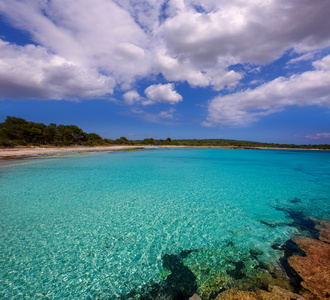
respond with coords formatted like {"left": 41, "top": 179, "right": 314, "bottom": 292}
{"left": 290, "top": 198, "right": 301, "bottom": 204}
{"left": 249, "top": 248, "right": 263, "bottom": 259}
{"left": 226, "top": 261, "right": 245, "bottom": 280}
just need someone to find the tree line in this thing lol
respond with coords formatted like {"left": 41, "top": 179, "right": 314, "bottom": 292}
{"left": 0, "top": 116, "right": 329, "bottom": 149}
{"left": 0, "top": 116, "right": 106, "bottom": 147}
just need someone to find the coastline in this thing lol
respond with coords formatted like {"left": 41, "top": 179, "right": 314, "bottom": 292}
{"left": 0, "top": 145, "right": 172, "bottom": 161}
{"left": 0, "top": 145, "right": 324, "bottom": 161}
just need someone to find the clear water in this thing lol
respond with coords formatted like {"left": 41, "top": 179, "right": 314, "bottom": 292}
{"left": 0, "top": 149, "right": 329, "bottom": 299}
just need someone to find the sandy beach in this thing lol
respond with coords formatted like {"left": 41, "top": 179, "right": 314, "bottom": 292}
{"left": 0, "top": 145, "right": 322, "bottom": 161}
{"left": 0, "top": 145, "right": 194, "bottom": 161}
{"left": 0, "top": 146, "right": 150, "bottom": 160}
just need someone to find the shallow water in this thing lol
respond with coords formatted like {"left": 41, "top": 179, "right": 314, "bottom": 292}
{"left": 0, "top": 149, "right": 329, "bottom": 299}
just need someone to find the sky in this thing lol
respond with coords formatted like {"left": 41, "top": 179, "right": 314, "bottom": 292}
{"left": 0, "top": 0, "right": 330, "bottom": 144}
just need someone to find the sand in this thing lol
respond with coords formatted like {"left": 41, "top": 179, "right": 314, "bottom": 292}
{"left": 0, "top": 145, "right": 160, "bottom": 161}
{"left": 0, "top": 145, "right": 320, "bottom": 161}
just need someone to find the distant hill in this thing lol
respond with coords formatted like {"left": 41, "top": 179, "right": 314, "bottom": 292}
{"left": 0, "top": 116, "right": 329, "bottom": 149}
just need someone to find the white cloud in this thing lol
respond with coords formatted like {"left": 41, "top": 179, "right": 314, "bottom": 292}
{"left": 143, "top": 83, "right": 182, "bottom": 105}
{"left": 124, "top": 85, "right": 183, "bottom": 107}
{"left": 209, "top": 70, "right": 244, "bottom": 91}
{"left": 306, "top": 133, "right": 330, "bottom": 140}
{"left": 205, "top": 54, "right": 330, "bottom": 126}
{"left": 162, "top": 0, "right": 330, "bottom": 65}
{"left": 158, "top": 0, "right": 330, "bottom": 89}
{"left": 0, "top": 40, "right": 114, "bottom": 100}
{"left": 123, "top": 90, "right": 141, "bottom": 105}
{"left": 0, "top": 0, "right": 330, "bottom": 116}
{"left": 313, "top": 55, "right": 330, "bottom": 71}
{"left": 0, "top": 0, "right": 152, "bottom": 85}
{"left": 154, "top": 52, "right": 209, "bottom": 87}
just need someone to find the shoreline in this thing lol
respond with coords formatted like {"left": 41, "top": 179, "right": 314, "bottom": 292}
{"left": 0, "top": 145, "right": 168, "bottom": 161}
{"left": 0, "top": 145, "right": 325, "bottom": 161}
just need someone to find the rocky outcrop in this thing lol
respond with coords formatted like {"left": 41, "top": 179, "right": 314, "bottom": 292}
{"left": 214, "top": 285, "right": 307, "bottom": 300}
{"left": 315, "top": 220, "right": 330, "bottom": 244}
{"left": 288, "top": 236, "right": 330, "bottom": 299}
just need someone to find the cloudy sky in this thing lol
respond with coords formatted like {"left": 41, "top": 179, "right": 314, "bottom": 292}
{"left": 0, "top": 0, "right": 330, "bottom": 144}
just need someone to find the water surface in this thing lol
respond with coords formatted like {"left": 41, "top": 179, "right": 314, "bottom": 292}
{"left": 0, "top": 149, "right": 329, "bottom": 299}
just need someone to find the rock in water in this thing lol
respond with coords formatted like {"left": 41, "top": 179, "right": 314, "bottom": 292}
{"left": 214, "top": 285, "right": 307, "bottom": 299}
{"left": 315, "top": 220, "right": 330, "bottom": 244}
{"left": 288, "top": 236, "right": 330, "bottom": 300}
{"left": 215, "top": 219, "right": 330, "bottom": 300}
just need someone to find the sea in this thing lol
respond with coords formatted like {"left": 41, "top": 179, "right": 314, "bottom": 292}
{"left": 0, "top": 148, "right": 329, "bottom": 299}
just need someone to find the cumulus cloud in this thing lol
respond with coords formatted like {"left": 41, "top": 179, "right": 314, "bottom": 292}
{"left": 143, "top": 83, "right": 182, "bottom": 105}
{"left": 154, "top": 52, "right": 209, "bottom": 87}
{"left": 0, "top": 40, "right": 114, "bottom": 100}
{"left": 0, "top": 0, "right": 151, "bottom": 85}
{"left": 123, "top": 90, "right": 141, "bottom": 105}
{"left": 124, "top": 84, "right": 183, "bottom": 106}
{"left": 157, "top": 0, "right": 330, "bottom": 90}
{"left": 0, "top": 0, "right": 330, "bottom": 123}
{"left": 209, "top": 69, "right": 244, "bottom": 91}
{"left": 205, "top": 55, "right": 330, "bottom": 126}
{"left": 161, "top": 0, "right": 330, "bottom": 66}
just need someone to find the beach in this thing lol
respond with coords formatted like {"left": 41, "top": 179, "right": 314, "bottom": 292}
{"left": 1, "top": 145, "right": 322, "bottom": 161}
{"left": 0, "top": 145, "right": 247, "bottom": 161}
{"left": 0, "top": 145, "right": 169, "bottom": 161}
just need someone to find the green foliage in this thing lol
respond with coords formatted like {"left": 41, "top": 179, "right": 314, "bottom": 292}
{"left": 115, "top": 136, "right": 131, "bottom": 145}
{"left": 0, "top": 116, "right": 110, "bottom": 147}
{"left": 0, "top": 116, "right": 329, "bottom": 149}
{"left": 142, "top": 138, "right": 155, "bottom": 145}
{"left": 129, "top": 137, "right": 329, "bottom": 149}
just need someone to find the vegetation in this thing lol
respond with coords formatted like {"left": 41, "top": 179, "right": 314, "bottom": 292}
{"left": 0, "top": 116, "right": 107, "bottom": 147}
{"left": 0, "top": 116, "right": 329, "bottom": 149}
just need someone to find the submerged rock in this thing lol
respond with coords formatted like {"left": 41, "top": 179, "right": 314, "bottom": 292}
{"left": 214, "top": 285, "right": 307, "bottom": 300}
{"left": 122, "top": 219, "right": 329, "bottom": 300}
{"left": 182, "top": 243, "right": 292, "bottom": 299}
{"left": 213, "top": 219, "right": 330, "bottom": 300}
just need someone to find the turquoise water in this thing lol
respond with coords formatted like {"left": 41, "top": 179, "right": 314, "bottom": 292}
{"left": 0, "top": 149, "right": 329, "bottom": 299}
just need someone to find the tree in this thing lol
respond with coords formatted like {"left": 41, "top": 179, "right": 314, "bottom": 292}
{"left": 115, "top": 137, "right": 130, "bottom": 145}
{"left": 143, "top": 138, "right": 155, "bottom": 145}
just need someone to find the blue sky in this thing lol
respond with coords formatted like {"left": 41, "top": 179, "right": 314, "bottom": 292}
{"left": 0, "top": 0, "right": 330, "bottom": 144}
